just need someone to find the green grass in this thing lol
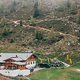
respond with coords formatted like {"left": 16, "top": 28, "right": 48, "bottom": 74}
{"left": 68, "top": 71, "right": 80, "bottom": 80}
{"left": 29, "top": 68, "right": 80, "bottom": 80}
{"left": 71, "top": 63, "right": 80, "bottom": 68}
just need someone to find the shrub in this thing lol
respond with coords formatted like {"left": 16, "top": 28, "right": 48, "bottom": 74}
{"left": 35, "top": 31, "right": 43, "bottom": 41}
{"left": 77, "top": 15, "right": 80, "bottom": 24}
{"left": 47, "top": 35, "right": 64, "bottom": 45}
{"left": 2, "top": 31, "right": 12, "bottom": 37}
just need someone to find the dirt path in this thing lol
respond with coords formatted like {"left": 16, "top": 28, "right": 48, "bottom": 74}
{"left": 34, "top": 68, "right": 44, "bottom": 72}
{"left": 11, "top": 19, "right": 78, "bottom": 39}
{"left": 68, "top": 68, "right": 80, "bottom": 73}
{"left": 61, "top": 62, "right": 70, "bottom": 67}
{"left": 76, "top": 69, "right": 80, "bottom": 72}
{"left": 73, "top": 68, "right": 80, "bottom": 72}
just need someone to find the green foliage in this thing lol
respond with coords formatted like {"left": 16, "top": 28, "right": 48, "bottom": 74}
{"left": 29, "top": 16, "right": 36, "bottom": 26}
{"left": 33, "top": 2, "right": 40, "bottom": 18}
{"left": 0, "top": 5, "right": 5, "bottom": 16}
{"left": 58, "top": 52, "right": 80, "bottom": 64}
{"left": 30, "top": 22, "right": 36, "bottom": 26}
{"left": 72, "top": 63, "right": 80, "bottom": 68}
{"left": 70, "top": 9, "right": 77, "bottom": 15}
{"left": 19, "top": 20, "right": 23, "bottom": 26}
{"left": 77, "top": 15, "right": 80, "bottom": 24}
{"left": 78, "top": 38, "right": 80, "bottom": 43}
{"left": 47, "top": 34, "right": 64, "bottom": 45}
{"left": 37, "top": 20, "right": 71, "bottom": 33}
{"left": 1, "top": 31, "right": 12, "bottom": 37}
{"left": 0, "top": 24, "right": 13, "bottom": 39}
{"left": 10, "top": 1, "right": 17, "bottom": 13}
{"left": 0, "top": 1, "right": 17, "bottom": 16}
{"left": 35, "top": 31, "right": 43, "bottom": 41}
{"left": 66, "top": 0, "right": 71, "bottom": 9}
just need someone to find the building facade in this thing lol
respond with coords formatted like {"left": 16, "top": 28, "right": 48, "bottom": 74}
{"left": 0, "top": 52, "right": 37, "bottom": 70}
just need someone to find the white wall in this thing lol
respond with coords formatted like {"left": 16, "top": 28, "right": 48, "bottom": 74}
{"left": 26, "top": 61, "right": 36, "bottom": 69}
{"left": 0, "top": 66, "right": 5, "bottom": 69}
{"left": 0, "top": 69, "right": 30, "bottom": 77}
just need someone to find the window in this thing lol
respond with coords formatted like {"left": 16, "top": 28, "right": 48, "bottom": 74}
{"left": 33, "top": 61, "right": 36, "bottom": 64}
{"left": 31, "top": 62, "right": 32, "bottom": 64}
{"left": 28, "top": 62, "right": 30, "bottom": 65}
{"left": 32, "top": 61, "right": 34, "bottom": 64}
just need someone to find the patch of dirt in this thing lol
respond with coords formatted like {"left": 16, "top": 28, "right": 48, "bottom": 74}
{"left": 0, "top": 76, "right": 12, "bottom": 80}
{"left": 70, "top": 68, "right": 80, "bottom": 73}
{"left": 57, "top": 73, "right": 68, "bottom": 80}
{"left": 74, "top": 69, "right": 80, "bottom": 72}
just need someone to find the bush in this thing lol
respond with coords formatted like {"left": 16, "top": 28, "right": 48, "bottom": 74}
{"left": 9, "top": 39, "right": 14, "bottom": 43}
{"left": 70, "top": 10, "right": 77, "bottom": 15}
{"left": 29, "top": 22, "right": 36, "bottom": 26}
{"left": 2, "top": 31, "right": 12, "bottom": 37}
{"left": 35, "top": 31, "right": 43, "bottom": 41}
{"left": 47, "top": 32, "right": 64, "bottom": 45}
{"left": 47, "top": 35, "right": 64, "bottom": 45}
{"left": 77, "top": 15, "right": 80, "bottom": 24}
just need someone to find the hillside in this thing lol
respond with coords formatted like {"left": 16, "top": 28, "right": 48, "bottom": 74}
{"left": 0, "top": 0, "right": 80, "bottom": 54}
{"left": 0, "top": 0, "right": 80, "bottom": 80}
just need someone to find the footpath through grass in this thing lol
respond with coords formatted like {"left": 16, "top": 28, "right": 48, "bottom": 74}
{"left": 29, "top": 67, "right": 80, "bottom": 80}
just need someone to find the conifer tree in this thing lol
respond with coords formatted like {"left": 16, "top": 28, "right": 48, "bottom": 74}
{"left": 33, "top": 2, "right": 40, "bottom": 18}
